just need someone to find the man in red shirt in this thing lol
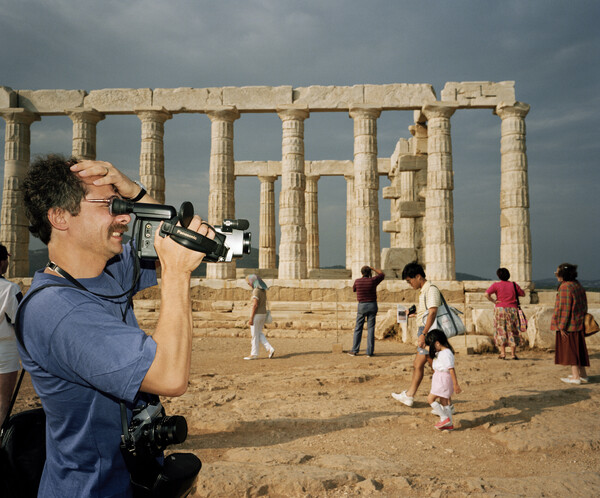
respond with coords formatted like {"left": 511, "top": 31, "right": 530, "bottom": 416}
{"left": 348, "top": 266, "right": 385, "bottom": 357}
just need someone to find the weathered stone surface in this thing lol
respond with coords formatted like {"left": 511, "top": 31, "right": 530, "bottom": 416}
{"left": 17, "top": 89, "right": 85, "bottom": 114}
{"left": 293, "top": 85, "right": 364, "bottom": 110}
{"left": 441, "top": 81, "right": 516, "bottom": 107}
{"left": 152, "top": 87, "right": 223, "bottom": 111}
{"left": 223, "top": 85, "right": 292, "bottom": 110}
{"left": 364, "top": 83, "right": 436, "bottom": 109}
{"left": 0, "top": 86, "right": 16, "bottom": 108}
{"left": 84, "top": 88, "right": 152, "bottom": 113}
{"left": 381, "top": 248, "right": 417, "bottom": 272}
{"left": 449, "top": 333, "right": 495, "bottom": 353}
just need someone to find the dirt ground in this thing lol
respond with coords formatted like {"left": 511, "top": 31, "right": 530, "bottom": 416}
{"left": 15, "top": 334, "right": 600, "bottom": 497}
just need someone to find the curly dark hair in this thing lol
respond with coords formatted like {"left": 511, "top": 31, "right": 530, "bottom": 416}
{"left": 496, "top": 267, "right": 510, "bottom": 281}
{"left": 556, "top": 263, "right": 578, "bottom": 282}
{"left": 22, "top": 154, "right": 86, "bottom": 245}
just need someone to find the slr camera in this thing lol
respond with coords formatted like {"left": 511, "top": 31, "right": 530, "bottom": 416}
{"left": 109, "top": 198, "right": 251, "bottom": 262}
{"left": 120, "top": 399, "right": 201, "bottom": 497}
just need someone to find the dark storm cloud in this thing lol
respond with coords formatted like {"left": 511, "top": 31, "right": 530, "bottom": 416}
{"left": 1, "top": 0, "right": 599, "bottom": 278}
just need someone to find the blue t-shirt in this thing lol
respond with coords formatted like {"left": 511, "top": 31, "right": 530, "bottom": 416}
{"left": 17, "top": 244, "right": 158, "bottom": 498}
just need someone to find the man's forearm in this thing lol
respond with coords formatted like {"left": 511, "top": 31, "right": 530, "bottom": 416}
{"left": 141, "top": 269, "right": 193, "bottom": 396}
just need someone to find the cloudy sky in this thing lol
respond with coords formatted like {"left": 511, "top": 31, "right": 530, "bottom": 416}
{"left": 1, "top": 0, "right": 598, "bottom": 280}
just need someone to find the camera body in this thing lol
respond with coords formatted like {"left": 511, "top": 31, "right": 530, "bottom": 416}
{"left": 408, "top": 304, "right": 417, "bottom": 315}
{"left": 109, "top": 199, "right": 251, "bottom": 263}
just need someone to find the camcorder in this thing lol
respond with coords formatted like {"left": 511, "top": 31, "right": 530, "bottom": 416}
{"left": 109, "top": 198, "right": 251, "bottom": 262}
{"left": 120, "top": 398, "right": 201, "bottom": 497}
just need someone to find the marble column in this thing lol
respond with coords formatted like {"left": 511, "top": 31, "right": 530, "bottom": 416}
{"left": 422, "top": 103, "right": 458, "bottom": 281}
{"left": 349, "top": 105, "right": 381, "bottom": 279}
{"left": 344, "top": 174, "right": 354, "bottom": 270}
{"left": 206, "top": 106, "right": 240, "bottom": 279}
{"left": 495, "top": 102, "right": 532, "bottom": 283}
{"left": 259, "top": 175, "right": 277, "bottom": 269}
{"left": 0, "top": 109, "right": 40, "bottom": 277}
{"left": 305, "top": 174, "right": 320, "bottom": 273}
{"left": 66, "top": 108, "right": 105, "bottom": 160}
{"left": 277, "top": 105, "right": 309, "bottom": 279}
{"left": 135, "top": 107, "right": 172, "bottom": 204}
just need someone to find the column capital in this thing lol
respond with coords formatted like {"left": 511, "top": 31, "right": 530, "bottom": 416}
{"left": 306, "top": 174, "right": 320, "bottom": 182}
{"left": 422, "top": 102, "right": 458, "bottom": 120}
{"left": 277, "top": 104, "right": 309, "bottom": 121}
{"left": 494, "top": 101, "right": 530, "bottom": 119}
{"left": 258, "top": 175, "right": 278, "bottom": 183}
{"left": 206, "top": 105, "right": 240, "bottom": 122}
{"left": 343, "top": 174, "right": 355, "bottom": 181}
{"left": 134, "top": 106, "right": 173, "bottom": 123}
{"left": 0, "top": 108, "right": 40, "bottom": 125}
{"left": 65, "top": 108, "right": 105, "bottom": 124}
{"left": 349, "top": 105, "right": 381, "bottom": 119}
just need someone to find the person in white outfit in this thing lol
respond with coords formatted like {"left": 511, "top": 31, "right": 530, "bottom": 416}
{"left": 245, "top": 274, "right": 275, "bottom": 360}
{"left": 0, "top": 244, "right": 23, "bottom": 424}
{"left": 425, "top": 329, "right": 462, "bottom": 431}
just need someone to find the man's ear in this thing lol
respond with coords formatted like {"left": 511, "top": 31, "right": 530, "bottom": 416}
{"left": 47, "top": 207, "right": 70, "bottom": 232}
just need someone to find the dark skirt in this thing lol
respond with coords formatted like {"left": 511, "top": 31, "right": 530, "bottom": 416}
{"left": 554, "top": 330, "right": 590, "bottom": 367}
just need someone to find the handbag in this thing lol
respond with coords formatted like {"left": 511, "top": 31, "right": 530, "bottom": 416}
{"left": 584, "top": 313, "right": 599, "bottom": 337}
{"left": 423, "top": 286, "right": 466, "bottom": 339}
{"left": 0, "top": 370, "right": 46, "bottom": 498}
{"left": 513, "top": 282, "right": 528, "bottom": 334}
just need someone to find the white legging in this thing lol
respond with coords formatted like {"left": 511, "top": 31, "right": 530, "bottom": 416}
{"left": 250, "top": 313, "right": 273, "bottom": 356}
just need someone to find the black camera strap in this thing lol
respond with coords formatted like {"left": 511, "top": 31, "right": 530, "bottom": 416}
{"left": 159, "top": 221, "right": 228, "bottom": 262}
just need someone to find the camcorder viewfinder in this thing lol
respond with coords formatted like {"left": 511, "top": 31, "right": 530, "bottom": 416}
{"left": 109, "top": 198, "right": 251, "bottom": 263}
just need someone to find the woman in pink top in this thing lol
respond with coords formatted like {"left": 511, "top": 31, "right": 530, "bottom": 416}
{"left": 485, "top": 268, "right": 526, "bottom": 360}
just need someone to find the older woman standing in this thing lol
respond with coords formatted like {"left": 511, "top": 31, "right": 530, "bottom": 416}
{"left": 552, "top": 263, "right": 589, "bottom": 385}
{"left": 486, "top": 267, "right": 526, "bottom": 360}
{"left": 244, "top": 274, "right": 275, "bottom": 360}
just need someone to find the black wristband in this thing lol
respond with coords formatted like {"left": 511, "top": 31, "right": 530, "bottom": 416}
{"left": 127, "top": 181, "right": 147, "bottom": 202}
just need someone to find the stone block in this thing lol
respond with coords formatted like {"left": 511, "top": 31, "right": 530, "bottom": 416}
{"left": 471, "top": 309, "right": 494, "bottom": 336}
{"left": 450, "top": 334, "right": 495, "bottom": 353}
{"left": 223, "top": 86, "right": 292, "bottom": 110}
{"left": 381, "top": 248, "right": 417, "bottom": 272}
{"left": 153, "top": 87, "right": 223, "bottom": 111}
{"left": 85, "top": 88, "right": 152, "bottom": 113}
{"left": 397, "top": 155, "right": 424, "bottom": 172}
{"left": 441, "top": 81, "right": 516, "bottom": 108}
{"left": 364, "top": 84, "right": 436, "bottom": 109}
{"left": 398, "top": 201, "right": 425, "bottom": 218}
{"left": 17, "top": 89, "right": 85, "bottom": 114}
{"left": 331, "top": 343, "right": 344, "bottom": 353}
{"left": 375, "top": 309, "right": 400, "bottom": 340}
{"left": 0, "top": 87, "right": 16, "bottom": 108}
{"left": 293, "top": 85, "right": 364, "bottom": 110}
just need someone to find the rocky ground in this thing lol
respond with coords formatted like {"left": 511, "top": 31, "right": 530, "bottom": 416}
{"left": 15, "top": 333, "right": 600, "bottom": 497}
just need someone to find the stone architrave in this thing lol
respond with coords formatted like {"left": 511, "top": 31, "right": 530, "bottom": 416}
{"left": 66, "top": 108, "right": 105, "bottom": 160}
{"left": 135, "top": 107, "right": 172, "bottom": 204}
{"left": 349, "top": 105, "right": 381, "bottom": 278}
{"left": 305, "top": 174, "right": 320, "bottom": 272}
{"left": 422, "top": 103, "right": 458, "bottom": 281}
{"left": 277, "top": 105, "right": 309, "bottom": 279}
{"left": 0, "top": 109, "right": 40, "bottom": 277}
{"left": 206, "top": 106, "right": 240, "bottom": 279}
{"left": 495, "top": 102, "right": 532, "bottom": 283}
{"left": 259, "top": 175, "right": 277, "bottom": 269}
{"left": 344, "top": 174, "right": 354, "bottom": 270}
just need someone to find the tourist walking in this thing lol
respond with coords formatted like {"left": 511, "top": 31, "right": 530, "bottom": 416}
{"left": 485, "top": 268, "right": 526, "bottom": 360}
{"left": 348, "top": 266, "right": 385, "bottom": 357}
{"left": 425, "top": 329, "right": 461, "bottom": 431}
{"left": 0, "top": 244, "right": 23, "bottom": 424}
{"left": 552, "top": 263, "right": 589, "bottom": 384}
{"left": 245, "top": 274, "right": 275, "bottom": 360}
{"left": 391, "top": 262, "right": 440, "bottom": 406}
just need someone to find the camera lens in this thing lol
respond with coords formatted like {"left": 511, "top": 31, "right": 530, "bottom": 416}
{"left": 242, "top": 232, "right": 251, "bottom": 255}
{"left": 153, "top": 415, "right": 188, "bottom": 448}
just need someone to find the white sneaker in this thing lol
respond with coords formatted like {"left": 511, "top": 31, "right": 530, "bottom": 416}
{"left": 561, "top": 377, "right": 581, "bottom": 385}
{"left": 570, "top": 375, "right": 589, "bottom": 383}
{"left": 391, "top": 391, "right": 414, "bottom": 407}
{"left": 268, "top": 348, "right": 275, "bottom": 359}
{"left": 431, "top": 404, "right": 455, "bottom": 415}
{"left": 244, "top": 356, "right": 258, "bottom": 360}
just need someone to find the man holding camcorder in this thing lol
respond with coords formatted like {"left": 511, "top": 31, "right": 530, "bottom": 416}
{"left": 17, "top": 155, "right": 213, "bottom": 497}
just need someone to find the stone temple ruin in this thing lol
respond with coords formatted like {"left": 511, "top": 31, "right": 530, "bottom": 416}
{"left": 0, "top": 81, "right": 531, "bottom": 281}
{"left": 4, "top": 81, "right": 579, "bottom": 350}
